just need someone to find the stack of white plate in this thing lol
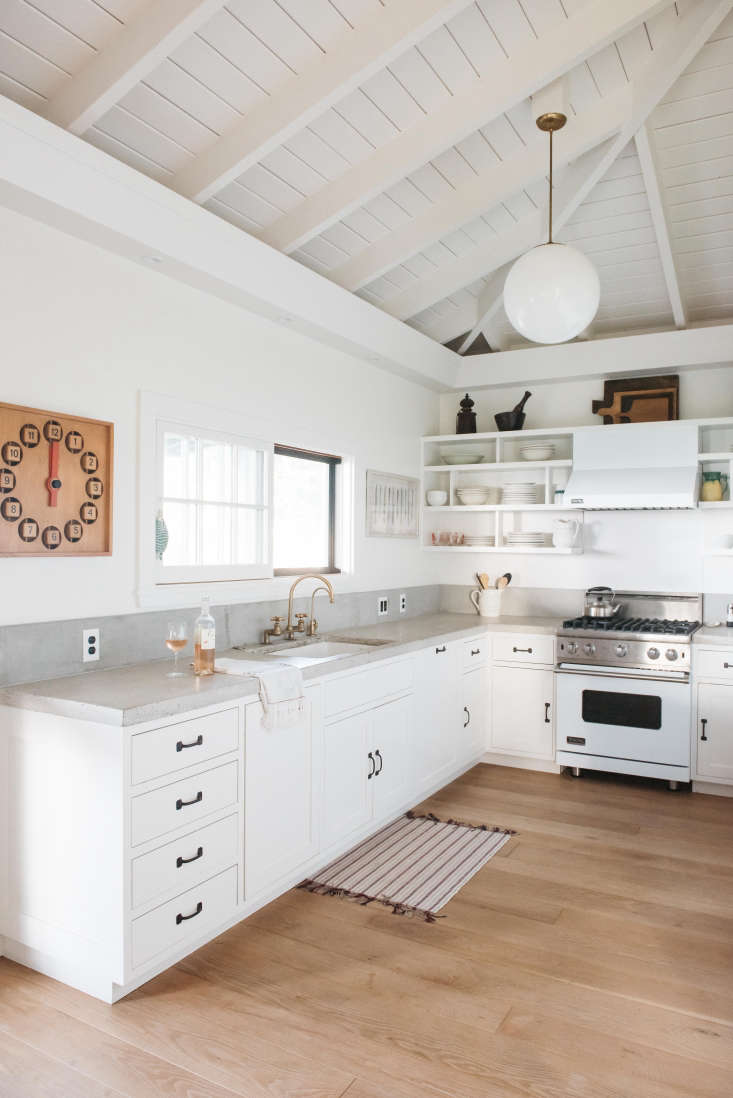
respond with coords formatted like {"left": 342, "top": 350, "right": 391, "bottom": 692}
{"left": 440, "top": 446, "right": 484, "bottom": 465}
{"left": 504, "top": 532, "right": 547, "bottom": 547}
{"left": 456, "top": 486, "right": 501, "bottom": 505}
{"left": 463, "top": 535, "right": 495, "bottom": 547}
{"left": 501, "top": 483, "right": 538, "bottom": 506}
{"left": 520, "top": 443, "right": 556, "bottom": 461}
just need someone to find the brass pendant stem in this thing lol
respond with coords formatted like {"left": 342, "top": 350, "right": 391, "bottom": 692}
{"left": 535, "top": 111, "right": 565, "bottom": 246}
{"left": 548, "top": 128, "right": 553, "bottom": 244}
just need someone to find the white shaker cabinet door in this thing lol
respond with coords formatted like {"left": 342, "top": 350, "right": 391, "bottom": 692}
{"left": 461, "top": 666, "right": 490, "bottom": 761}
{"left": 413, "top": 642, "right": 461, "bottom": 792}
{"left": 244, "top": 688, "right": 321, "bottom": 899}
{"left": 371, "top": 696, "right": 413, "bottom": 823}
{"left": 696, "top": 684, "right": 733, "bottom": 782}
{"left": 321, "top": 711, "right": 373, "bottom": 849}
{"left": 491, "top": 665, "right": 554, "bottom": 760}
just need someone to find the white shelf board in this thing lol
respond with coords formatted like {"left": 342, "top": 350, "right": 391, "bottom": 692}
{"left": 699, "top": 501, "right": 733, "bottom": 509}
{"left": 423, "top": 427, "right": 575, "bottom": 443}
{"left": 424, "top": 505, "right": 575, "bottom": 512}
{"left": 424, "top": 459, "right": 573, "bottom": 472}
{"left": 423, "top": 545, "right": 582, "bottom": 554}
{"left": 704, "top": 548, "right": 733, "bottom": 556}
{"left": 697, "top": 452, "right": 733, "bottom": 461}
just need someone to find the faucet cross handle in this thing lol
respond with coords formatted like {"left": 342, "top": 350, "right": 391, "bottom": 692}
{"left": 294, "top": 612, "right": 308, "bottom": 632}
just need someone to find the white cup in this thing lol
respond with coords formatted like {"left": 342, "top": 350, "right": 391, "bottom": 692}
{"left": 470, "top": 588, "right": 502, "bottom": 618}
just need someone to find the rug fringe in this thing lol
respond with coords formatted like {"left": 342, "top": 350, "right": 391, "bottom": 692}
{"left": 297, "top": 881, "right": 445, "bottom": 923}
{"left": 406, "top": 809, "right": 516, "bottom": 836}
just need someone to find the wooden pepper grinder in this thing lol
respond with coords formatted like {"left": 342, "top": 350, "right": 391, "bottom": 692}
{"left": 456, "top": 393, "right": 477, "bottom": 434}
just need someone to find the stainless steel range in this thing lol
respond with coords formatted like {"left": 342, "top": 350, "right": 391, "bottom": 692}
{"left": 555, "top": 591, "right": 702, "bottom": 788}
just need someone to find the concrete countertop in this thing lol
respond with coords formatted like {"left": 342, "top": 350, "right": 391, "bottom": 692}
{"left": 694, "top": 626, "right": 733, "bottom": 646}
{"left": 0, "top": 611, "right": 561, "bottom": 727}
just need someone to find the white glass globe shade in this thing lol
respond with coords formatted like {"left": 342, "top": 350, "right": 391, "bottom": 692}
{"left": 503, "top": 243, "right": 600, "bottom": 344}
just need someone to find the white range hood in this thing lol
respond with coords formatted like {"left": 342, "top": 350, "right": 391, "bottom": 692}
{"left": 565, "top": 422, "right": 700, "bottom": 510}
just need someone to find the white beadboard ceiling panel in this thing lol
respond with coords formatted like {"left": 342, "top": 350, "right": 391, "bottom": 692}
{"left": 0, "top": 0, "right": 731, "bottom": 350}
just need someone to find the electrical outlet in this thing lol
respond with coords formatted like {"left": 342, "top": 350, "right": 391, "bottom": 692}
{"left": 399, "top": 593, "right": 407, "bottom": 613}
{"left": 377, "top": 596, "right": 389, "bottom": 616}
{"left": 83, "top": 627, "right": 100, "bottom": 663}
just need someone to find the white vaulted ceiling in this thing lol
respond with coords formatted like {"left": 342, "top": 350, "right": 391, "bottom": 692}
{"left": 0, "top": 0, "right": 731, "bottom": 353}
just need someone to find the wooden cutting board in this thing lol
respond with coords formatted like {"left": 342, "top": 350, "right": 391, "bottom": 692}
{"left": 592, "top": 375, "right": 679, "bottom": 424}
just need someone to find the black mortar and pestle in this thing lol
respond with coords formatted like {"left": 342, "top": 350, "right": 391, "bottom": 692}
{"left": 495, "top": 390, "right": 532, "bottom": 431}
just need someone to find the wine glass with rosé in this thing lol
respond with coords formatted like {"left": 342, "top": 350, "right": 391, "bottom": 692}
{"left": 165, "top": 621, "right": 188, "bottom": 677}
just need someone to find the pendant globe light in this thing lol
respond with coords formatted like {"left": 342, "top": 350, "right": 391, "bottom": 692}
{"left": 503, "top": 112, "right": 600, "bottom": 344}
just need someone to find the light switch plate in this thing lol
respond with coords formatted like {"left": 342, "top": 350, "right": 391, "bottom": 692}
{"left": 399, "top": 593, "right": 407, "bottom": 613}
{"left": 83, "top": 626, "right": 100, "bottom": 662}
{"left": 377, "top": 596, "right": 389, "bottom": 616}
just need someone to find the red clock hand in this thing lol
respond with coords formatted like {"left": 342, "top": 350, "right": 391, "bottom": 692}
{"left": 47, "top": 440, "right": 61, "bottom": 506}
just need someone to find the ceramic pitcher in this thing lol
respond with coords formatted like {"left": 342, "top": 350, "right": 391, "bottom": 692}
{"left": 552, "top": 518, "right": 580, "bottom": 548}
{"left": 470, "top": 588, "right": 502, "bottom": 618}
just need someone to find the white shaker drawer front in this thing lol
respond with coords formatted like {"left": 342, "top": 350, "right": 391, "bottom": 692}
{"left": 462, "top": 636, "right": 489, "bottom": 670}
{"left": 131, "top": 865, "right": 238, "bottom": 970}
{"left": 695, "top": 648, "right": 733, "bottom": 679}
{"left": 131, "top": 813, "right": 239, "bottom": 911}
{"left": 324, "top": 658, "right": 413, "bottom": 719}
{"left": 131, "top": 708, "right": 238, "bottom": 785}
{"left": 130, "top": 761, "right": 239, "bottom": 847}
{"left": 492, "top": 633, "right": 554, "bottom": 666}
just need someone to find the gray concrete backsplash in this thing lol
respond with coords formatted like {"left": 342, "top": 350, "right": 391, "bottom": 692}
{"left": 0, "top": 584, "right": 441, "bottom": 687}
{"left": 440, "top": 585, "right": 587, "bottom": 619}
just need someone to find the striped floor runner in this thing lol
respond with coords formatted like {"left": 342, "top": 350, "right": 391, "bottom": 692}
{"left": 299, "top": 811, "right": 514, "bottom": 922}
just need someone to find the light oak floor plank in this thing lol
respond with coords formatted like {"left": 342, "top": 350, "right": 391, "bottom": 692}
{"left": 1, "top": 765, "right": 731, "bottom": 1097}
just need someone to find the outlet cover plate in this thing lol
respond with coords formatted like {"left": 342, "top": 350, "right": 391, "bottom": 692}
{"left": 399, "top": 593, "right": 407, "bottom": 613}
{"left": 83, "top": 626, "right": 100, "bottom": 663}
{"left": 377, "top": 596, "right": 389, "bottom": 616}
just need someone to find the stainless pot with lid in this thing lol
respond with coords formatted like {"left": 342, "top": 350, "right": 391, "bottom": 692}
{"left": 584, "top": 586, "right": 622, "bottom": 619}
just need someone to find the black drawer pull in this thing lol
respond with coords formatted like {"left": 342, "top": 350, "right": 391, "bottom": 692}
{"left": 471, "top": 648, "right": 480, "bottom": 656}
{"left": 176, "top": 734, "right": 203, "bottom": 752}
{"left": 176, "top": 901, "right": 203, "bottom": 925}
{"left": 367, "top": 751, "right": 375, "bottom": 779}
{"left": 463, "top": 706, "right": 470, "bottom": 728}
{"left": 513, "top": 646, "right": 533, "bottom": 654}
{"left": 435, "top": 645, "right": 446, "bottom": 654}
{"left": 724, "top": 663, "right": 731, "bottom": 670}
{"left": 544, "top": 702, "right": 551, "bottom": 724}
{"left": 176, "top": 846, "right": 203, "bottom": 868}
{"left": 374, "top": 749, "right": 383, "bottom": 775}
{"left": 700, "top": 718, "right": 708, "bottom": 742}
{"left": 176, "top": 791, "right": 203, "bottom": 810}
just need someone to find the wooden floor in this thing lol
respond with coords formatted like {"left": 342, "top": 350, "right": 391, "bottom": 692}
{"left": 2, "top": 765, "right": 733, "bottom": 1098}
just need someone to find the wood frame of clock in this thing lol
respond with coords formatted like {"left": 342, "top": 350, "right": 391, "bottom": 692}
{"left": 0, "top": 402, "right": 113, "bottom": 557}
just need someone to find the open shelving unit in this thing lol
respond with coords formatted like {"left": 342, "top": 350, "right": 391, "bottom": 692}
{"left": 421, "top": 426, "right": 582, "bottom": 555}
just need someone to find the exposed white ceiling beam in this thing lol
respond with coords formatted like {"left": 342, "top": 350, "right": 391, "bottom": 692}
{"left": 455, "top": 323, "right": 733, "bottom": 389}
{"left": 635, "top": 124, "right": 687, "bottom": 328}
{"left": 384, "top": 0, "right": 733, "bottom": 326}
{"left": 170, "top": 0, "right": 474, "bottom": 204}
{"left": 331, "top": 95, "right": 625, "bottom": 293}
{"left": 41, "top": 0, "right": 226, "bottom": 135}
{"left": 260, "top": 0, "right": 670, "bottom": 255}
{"left": 457, "top": 268, "right": 509, "bottom": 353}
{"left": 0, "top": 95, "right": 457, "bottom": 391}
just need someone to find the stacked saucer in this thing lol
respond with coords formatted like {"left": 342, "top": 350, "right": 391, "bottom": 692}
{"left": 501, "top": 483, "right": 538, "bottom": 506}
{"left": 520, "top": 442, "right": 556, "bottom": 461}
{"left": 462, "top": 535, "right": 495, "bottom": 547}
{"left": 504, "top": 531, "right": 547, "bottom": 547}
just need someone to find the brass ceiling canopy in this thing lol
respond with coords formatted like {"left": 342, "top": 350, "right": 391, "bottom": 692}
{"left": 536, "top": 111, "right": 567, "bottom": 133}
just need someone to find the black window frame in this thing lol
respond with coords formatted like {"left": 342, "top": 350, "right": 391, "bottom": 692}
{"left": 273, "top": 444, "right": 342, "bottom": 576}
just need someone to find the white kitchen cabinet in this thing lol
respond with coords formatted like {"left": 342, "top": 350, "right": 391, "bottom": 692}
{"left": 244, "top": 686, "right": 322, "bottom": 899}
{"left": 490, "top": 665, "right": 554, "bottom": 760}
{"left": 322, "top": 695, "right": 412, "bottom": 847}
{"left": 414, "top": 641, "right": 461, "bottom": 790}
{"left": 461, "top": 666, "right": 490, "bottom": 759}
{"left": 695, "top": 683, "right": 733, "bottom": 782}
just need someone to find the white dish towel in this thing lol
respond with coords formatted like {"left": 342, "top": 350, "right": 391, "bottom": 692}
{"left": 216, "top": 658, "right": 306, "bottom": 730}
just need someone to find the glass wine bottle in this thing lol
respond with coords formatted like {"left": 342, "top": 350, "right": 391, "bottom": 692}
{"left": 193, "top": 595, "right": 215, "bottom": 676}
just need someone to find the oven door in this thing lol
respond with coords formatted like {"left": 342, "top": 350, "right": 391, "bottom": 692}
{"left": 556, "top": 669, "right": 690, "bottom": 766}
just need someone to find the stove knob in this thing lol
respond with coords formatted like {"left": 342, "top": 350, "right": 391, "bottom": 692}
{"left": 615, "top": 644, "right": 628, "bottom": 657}
{"left": 583, "top": 642, "right": 596, "bottom": 656}
{"left": 665, "top": 648, "right": 679, "bottom": 662}
{"left": 566, "top": 641, "right": 579, "bottom": 655}
{"left": 647, "top": 646, "right": 660, "bottom": 660}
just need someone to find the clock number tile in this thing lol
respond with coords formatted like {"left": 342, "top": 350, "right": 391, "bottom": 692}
{"left": 18, "top": 518, "right": 39, "bottom": 543}
{"left": 1, "top": 442, "right": 22, "bottom": 466}
{"left": 42, "top": 526, "right": 61, "bottom": 550}
{"left": 0, "top": 469, "right": 15, "bottom": 494}
{"left": 20, "top": 423, "right": 40, "bottom": 448}
{"left": 1, "top": 497, "right": 22, "bottom": 521}
{"left": 65, "top": 430, "right": 84, "bottom": 453}
{"left": 43, "top": 420, "right": 64, "bottom": 443}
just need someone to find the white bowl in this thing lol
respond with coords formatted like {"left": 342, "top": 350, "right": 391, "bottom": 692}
{"left": 426, "top": 490, "right": 449, "bottom": 506}
{"left": 441, "top": 449, "right": 484, "bottom": 465}
{"left": 520, "top": 446, "right": 555, "bottom": 461}
{"left": 456, "top": 488, "right": 490, "bottom": 505}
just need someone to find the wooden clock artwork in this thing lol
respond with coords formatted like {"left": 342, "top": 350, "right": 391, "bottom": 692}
{"left": 0, "top": 402, "right": 113, "bottom": 557}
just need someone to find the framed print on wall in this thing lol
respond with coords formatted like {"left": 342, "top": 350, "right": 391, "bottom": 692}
{"left": 366, "top": 469, "right": 419, "bottom": 538}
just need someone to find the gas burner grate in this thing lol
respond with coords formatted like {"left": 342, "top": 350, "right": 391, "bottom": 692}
{"left": 563, "top": 616, "right": 700, "bottom": 635}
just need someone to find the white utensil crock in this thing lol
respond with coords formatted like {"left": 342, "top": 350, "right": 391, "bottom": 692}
{"left": 470, "top": 588, "right": 502, "bottom": 618}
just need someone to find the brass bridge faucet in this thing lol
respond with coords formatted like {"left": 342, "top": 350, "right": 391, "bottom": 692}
{"left": 263, "top": 574, "right": 335, "bottom": 644}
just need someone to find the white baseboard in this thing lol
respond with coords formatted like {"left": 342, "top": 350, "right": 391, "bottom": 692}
{"left": 692, "top": 780, "right": 733, "bottom": 797}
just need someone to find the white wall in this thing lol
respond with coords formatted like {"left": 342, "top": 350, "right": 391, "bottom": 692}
{"left": 0, "top": 207, "right": 440, "bottom": 626}
{"left": 438, "top": 370, "right": 733, "bottom": 595}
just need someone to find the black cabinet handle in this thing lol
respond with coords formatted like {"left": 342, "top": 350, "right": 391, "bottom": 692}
{"left": 435, "top": 645, "right": 446, "bottom": 654}
{"left": 176, "top": 791, "right": 203, "bottom": 810}
{"left": 700, "top": 718, "right": 708, "bottom": 742}
{"left": 544, "top": 702, "right": 551, "bottom": 724}
{"left": 725, "top": 663, "right": 731, "bottom": 670}
{"left": 367, "top": 751, "right": 375, "bottom": 779}
{"left": 375, "top": 749, "right": 383, "bottom": 775}
{"left": 176, "top": 846, "right": 203, "bottom": 868}
{"left": 471, "top": 648, "right": 480, "bottom": 656}
{"left": 176, "top": 734, "right": 203, "bottom": 752}
{"left": 176, "top": 901, "right": 203, "bottom": 925}
{"left": 513, "top": 646, "right": 533, "bottom": 653}
{"left": 463, "top": 706, "right": 470, "bottom": 728}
